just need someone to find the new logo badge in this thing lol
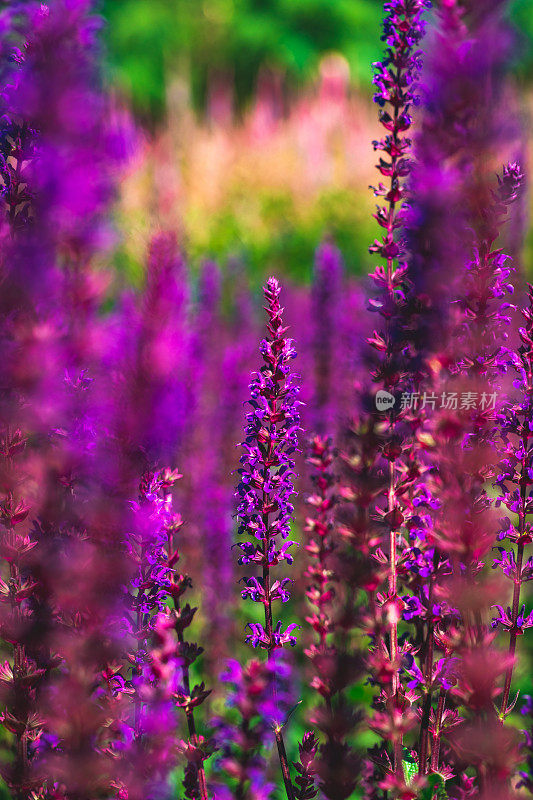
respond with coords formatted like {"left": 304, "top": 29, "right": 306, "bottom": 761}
{"left": 375, "top": 390, "right": 396, "bottom": 411}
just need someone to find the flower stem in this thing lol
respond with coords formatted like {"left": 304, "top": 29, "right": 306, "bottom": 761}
{"left": 500, "top": 448, "right": 527, "bottom": 717}
{"left": 418, "top": 550, "right": 439, "bottom": 775}
{"left": 387, "top": 463, "right": 403, "bottom": 778}
{"left": 9, "top": 555, "right": 30, "bottom": 797}
{"left": 500, "top": 545, "right": 524, "bottom": 716}
{"left": 275, "top": 725, "right": 296, "bottom": 800}
{"left": 430, "top": 689, "right": 446, "bottom": 773}
{"left": 168, "top": 528, "right": 209, "bottom": 800}
{"left": 263, "top": 438, "right": 293, "bottom": 799}
{"left": 417, "top": 628, "right": 433, "bottom": 776}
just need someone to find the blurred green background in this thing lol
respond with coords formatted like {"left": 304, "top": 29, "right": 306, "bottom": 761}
{"left": 100, "top": 0, "right": 533, "bottom": 120}
{"left": 99, "top": 0, "right": 533, "bottom": 283}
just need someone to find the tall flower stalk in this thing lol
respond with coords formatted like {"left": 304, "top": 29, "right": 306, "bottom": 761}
{"left": 492, "top": 283, "right": 533, "bottom": 717}
{"left": 236, "top": 277, "right": 301, "bottom": 799}
{"left": 139, "top": 471, "right": 213, "bottom": 800}
{"left": 304, "top": 434, "right": 363, "bottom": 799}
{"left": 304, "top": 435, "right": 338, "bottom": 709}
{"left": 368, "top": 0, "right": 431, "bottom": 785}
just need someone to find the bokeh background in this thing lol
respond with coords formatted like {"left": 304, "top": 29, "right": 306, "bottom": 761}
{"left": 98, "top": 0, "right": 533, "bottom": 286}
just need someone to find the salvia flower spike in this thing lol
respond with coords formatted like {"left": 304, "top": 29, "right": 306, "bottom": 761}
{"left": 368, "top": 0, "right": 431, "bottom": 784}
{"left": 236, "top": 277, "right": 302, "bottom": 799}
{"left": 236, "top": 277, "right": 301, "bottom": 656}
{"left": 493, "top": 283, "right": 533, "bottom": 718}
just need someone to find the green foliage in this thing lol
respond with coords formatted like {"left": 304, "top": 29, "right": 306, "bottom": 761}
{"left": 183, "top": 187, "right": 375, "bottom": 282}
{"left": 402, "top": 750, "right": 419, "bottom": 785}
{"left": 100, "top": 0, "right": 533, "bottom": 120}
{"left": 507, "top": 0, "right": 533, "bottom": 80}
{"left": 420, "top": 773, "right": 448, "bottom": 800}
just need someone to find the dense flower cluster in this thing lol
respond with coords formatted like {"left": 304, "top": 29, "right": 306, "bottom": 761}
{"left": 369, "top": 0, "right": 431, "bottom": 387}
{"left": 0, "top": 0, "right": 531, "bottom": 799}
{"left": 236, "top": 277, "right": 301, "bottom": 654}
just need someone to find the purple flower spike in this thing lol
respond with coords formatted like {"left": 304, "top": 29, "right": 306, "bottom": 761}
{"left": 492, "top": 284, "right": 533, "bottom": 719}
{"left": 236, "top": 277, "right": 302, "bottom": 655}
{"left": 235, "top": 277, "right": 302, "bottom": 799}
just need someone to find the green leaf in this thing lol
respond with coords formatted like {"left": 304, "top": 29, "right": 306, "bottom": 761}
{"left": 402, "top": 749, "right": 418, "bottom": 785}
{"left": 420, "top": 773, "right": 448, "bottom": 800}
